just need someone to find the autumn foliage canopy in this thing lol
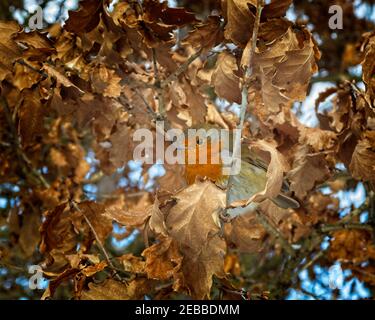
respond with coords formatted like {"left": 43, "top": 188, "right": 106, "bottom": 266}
{"left": 0, "top": 0, "right": 374, "bottom": 300}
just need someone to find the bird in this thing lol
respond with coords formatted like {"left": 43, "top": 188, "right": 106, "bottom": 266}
{"left": 182, "top": 124, "right": 300, "bottom": 217}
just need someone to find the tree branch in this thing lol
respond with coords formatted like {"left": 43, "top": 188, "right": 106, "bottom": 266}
{"left": 225, "top": 0, "right": 264, "bottom": 209}
{"left": 321, "top": 223, "right": 373, "bottom": 233}
{"left": 161, "top": 49, "right": 202, "bottom": 89}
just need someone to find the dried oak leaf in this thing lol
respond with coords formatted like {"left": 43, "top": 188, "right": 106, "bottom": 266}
{"left": 43, "top": 64, "right": 84, "bottom": 93}
{"left": 157, "top": 162, "right": 187, "bottom": 195}
{"left": 40, "top": 203, "right": 81, "bottom": 270}
{"left": 315, "top": 86, "right": 352, "bottom": 133}
{"left": 12, "top": 62, "right": 42, "bottom": 90}
{"left": 223, "top": 0, "right": 256, "bottom": 46}
{"left": 19, "top": 211, "right": 41, "bottom": 258}
{"left": 250, "top": 24, "right": 320, "bottom": 113}
{"left": 95, "top": 122, "right": 134, "bottom": 174}
{"left": 81, "top": 278, "right": 156, "bottom": 300}
{"left": 170, "top": 78, "right": 208, "bottom": 125}
{"left": 90, "top": 64, "right": 122, "bottom": 98}
{"left": 81, "top": 260, "right": 108, "bottom": 277}
{"left": 118, "top": 254, "right": 145, "bottom": 274}
{"left": 65, "top": 0, "right": 105, "bottom": 33}
{"left": 349, "top": 133, "right": 375, "bottom": 182}
{"left": 41, "top": 267, "right": 80, "bottom": 299}
{"left": 183, "top": 16, "right": 224, "bottom": 54}
{"left": 298, "top": 127, "right": 337, "bottom": 152}
{"left": 165, "top": 180, "right": 225, "bottom": 250}
{"left": 225, "top": 214, "right": 267, "bottom": 253}
{"left": 329, "top": 229, "right": 374, "bottom": 264}
{"left": 72, "top": 201, "right": 113, "bottom": 243}
{"left": 143, "top": 0, "right": 198, "bottom": 27}
{"left": 181, "top": 236, "right": 226, "bottom": 299}
{"left": 0, "top": 21, "right": 22, "bottom": 81}
{"left": 287, "top": 145, "right": 331, "bottom": 199}
{"left": 211, "top": 51, "right": 242, "bottom": 104}
{"left": 14, "top": 30, "right": 53, "bottom": 49}
{"left": 18, "top": 90, "right": 45, "bottom": 147}
{"left": 105, "top": 196, "right": 167, "bottom": 236}
{"left": 360, "top": 31, "right": 375, "bottom": 102}
{"left": 142, "top": 237, "right": 183, "bottom": 282}
{"left": 224, "top": 0, "right": 292, "bottom": 46}
{"left": 261, "top": 0, "right": 293, "bottom": 19}
{"left": 164, "top": 180, "right": 226, "bottom": 298}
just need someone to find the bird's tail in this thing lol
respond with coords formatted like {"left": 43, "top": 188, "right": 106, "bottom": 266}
{"left": 271, "top": 194, "right": 300, "bottom": 209}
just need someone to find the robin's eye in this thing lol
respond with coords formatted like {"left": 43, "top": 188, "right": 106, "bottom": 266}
{"left": 196, "top": 137, "right": 203, "bottom": 145}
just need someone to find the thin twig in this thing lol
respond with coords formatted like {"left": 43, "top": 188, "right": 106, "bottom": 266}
{"left": 161, "top": 49, "right": 202, "bottom": 88}
{"left": 301, "top": 251, "right": 325, "bottom": 270}
{"left": 255, "top": 210, "right": 295, "bottom": 256}
{"left": 341, "top": 198, "right": 369, "bottom": 223}
{"left": 299, "top": 287, "right": 322, "bottom": 300}
{"left": 16, "top": 59, "right": 48, "bottom": 78}
{"left": 0, "top": 262, "right": 26, "bottom": 273}
{"left": 70, "top": 201, "right": 123, "bottom": 282}
{"left": 133, "top": 87, "right": 158, "bottom": 119}
{"left": 321, "top": 223, "right": 373, "bottom": 233}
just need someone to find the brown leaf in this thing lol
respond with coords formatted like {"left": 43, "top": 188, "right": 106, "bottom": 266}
{"left": 15, "top": 30, "right": 53, "bottom": 50}
{"left": 148, "top": 197, "right": 168, "bottom": 237}
{"left": 65, "top": 0, "right": 104, "bottom": 33}
{"left": 12, "top": 62, "right": 42, "bottom": 90}
{"left": 287, "top": 145, "right": 331, "bottom": 199}
{"left": 142, "top": 237, "right": 182, "bottom": 281}
{"left": 19, "top": 212, "right": 41, "bottom": 258}
{"left": 261, "top": 0, "right": 293, "bottom": 19}
{"left": 43, "top": 64, "right": 84, "bottom": 93}
{"left": 165, "top": 180, "right": 225, "bottom": 251}
{"left": 118, "top": 254, "right": 145, "bottom": 274}
{"left": 349, "top": 134, "right": 375, "bottom": 182}
{"left": 181, "top": 236, "right": 226, "bottom": 299}
{"left": 40, "top": 203, "right": 80, "bottom": 270}
{"left": 224, "top": 0, "right": 256, "bottom": 46}
{"left": 18, "top": 90, "right": 45, "bottom": 147}
{"left": 105, "top": 193, "right": 157, "bottom": 233}
{"left": 90, "top": 65, "right": 122, "bottom": 98}
{"left": 298, "top": 127, "right": 337, "bottom": 152}
{"left": 183, "top": 16, "right": 224, "bottom": 54}
{"left": 0, "top": 21, "right": 22, "bottom": 81}
{"left": 143, "top": 0, "right": 199, "bottom": 27}
{"left": 251, "top": 25, "right": 320, "bottom": 113}
{"left": 157, "top": 162, "right": 187, "bottom": 194}
{"left": 81, "top": 261, "right": 108, "bottom": 277}
{"left": 81, "top": 278, "right": 155, "bottom": 300}
{"left": 360, "top": 31, "right": 375, "bottom": 102}
{"left": 211, "top": 51, "right": 242, "bottom": 104}
{"left": 74, "top": 201, "right": 113, "bottom": 243}
{"left": 226, "top": 214, "right": 266, "bottom": 252}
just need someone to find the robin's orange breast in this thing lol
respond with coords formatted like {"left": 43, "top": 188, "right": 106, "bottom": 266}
{"left": 184, "top": 137, "right": 224, "bottom": 184}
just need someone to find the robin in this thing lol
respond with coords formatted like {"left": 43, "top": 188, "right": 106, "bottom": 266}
{"left": 183, "top": 124, "right": 299, "bottom": 217}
